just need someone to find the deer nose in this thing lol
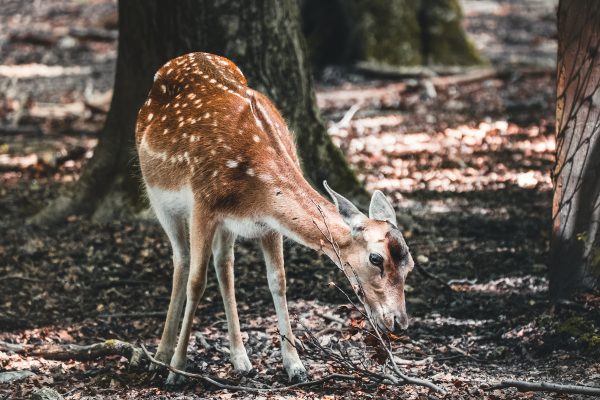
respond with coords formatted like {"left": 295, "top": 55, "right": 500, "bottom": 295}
{"left": 393, "top": 315, "right": 409, "bottom": 333}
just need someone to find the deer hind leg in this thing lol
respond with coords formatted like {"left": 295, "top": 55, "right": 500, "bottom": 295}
{"left": 212, "top": 227, "right": 252, "bottom": 372}
{"left": 146, "top": 188, "right": 189, "bottom": 370}
{"left": 166, "top": 205, "right": 216, "bottom": 386}
{"left": 260, "top": 232, "right": 308, "bottom": 383}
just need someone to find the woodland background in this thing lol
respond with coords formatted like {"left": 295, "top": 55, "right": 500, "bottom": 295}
{"left": 1, "top": 0, "right": 599, "bottom": 399}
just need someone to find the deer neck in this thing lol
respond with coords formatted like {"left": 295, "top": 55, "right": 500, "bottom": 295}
{"left": 269, "top": 180, "right": 352, "bottom": 263}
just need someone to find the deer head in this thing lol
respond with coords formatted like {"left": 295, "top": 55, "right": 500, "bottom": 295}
{"left": 323, "top": 182, "right": 414, "bottom": 332}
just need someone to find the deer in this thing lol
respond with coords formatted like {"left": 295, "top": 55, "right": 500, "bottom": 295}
{"left": 135, "top": 52, "right": 414, "bottom": 386}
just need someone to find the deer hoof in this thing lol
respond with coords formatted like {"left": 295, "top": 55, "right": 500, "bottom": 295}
{"left": 165, "top": 371, "right": 186, "bottom": 388}
{"left": 289, "top": 367, "right": 309, "bottom": 383}
{"left": 231, "top": 353, "right": 253, "bottom": 373}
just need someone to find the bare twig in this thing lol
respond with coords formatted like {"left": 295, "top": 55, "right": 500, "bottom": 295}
{"left": 315, "top": 311, "right": 345, "bottom": 325}
{"left": 487, "top": 379, "right": 600, "bottom": 396}
{"left": 98, "top": 311, "right": 167, "bottom": 319}
{"left": 141, "top": 344, "right": 358, "bottom": 393}
{"left": 309, "top": 203, "right": 446, "bottom": 394}
{"left": 0, "top": 274, "right": 48, "bottom": 283}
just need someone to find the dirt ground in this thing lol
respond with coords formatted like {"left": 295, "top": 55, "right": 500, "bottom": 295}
{"left": 1, "top": 1, "right": 600, "bottom": 399}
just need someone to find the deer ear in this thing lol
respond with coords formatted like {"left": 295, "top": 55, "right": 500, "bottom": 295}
{"left": 369, "top": 190, "right": 397, "bottom": 226}
{"left": 323, "top": 181, "right": 366, "bottom": 228}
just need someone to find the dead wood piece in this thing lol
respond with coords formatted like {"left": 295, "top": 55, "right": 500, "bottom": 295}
{"left": 98, "top": 311, "right": 167, "bottom": 319}
{"left": 487, "top": 380, "right": 600, "bottom": 396}
{"left": 0, "top": 274, "right": 48, "bottom": 283}
{"left": 10, "top": 30, "right": 57, "bottom": 46}
{"left": 0, "top": 125, "right": 43, "bottom": 136}
{"left": 431, "top": 68, "right": 498, "bottom": 88}
{"left": 0, "top": 339, "right": 143, "bottom": 366}
{"left": 316, "top": 311, "right": 345, "bottom": 325}
{"left": 68, "top": 27, "right": 118, "bottom": 42}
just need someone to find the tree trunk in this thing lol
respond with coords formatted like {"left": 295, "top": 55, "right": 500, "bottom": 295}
{"left": 30, "top": 0, "right": 365, "bottom": 225}
{"left": 549, "top": 0, "right": 600, "bottom": 299}
{"left": 301, "top": 0, "right": 483, "bottom": 68}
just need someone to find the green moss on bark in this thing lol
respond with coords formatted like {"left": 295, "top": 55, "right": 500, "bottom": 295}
{"left": 420, "top": 0, "right": 484, "bottom": 65}
{"left": 353, "top": 0, "right": 422, "bottom": 66}
{"left": 301, "top": 0, "right": 484, "bottom": 68}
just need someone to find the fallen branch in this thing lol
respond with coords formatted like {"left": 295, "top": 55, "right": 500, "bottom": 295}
{"left": 315, "top": 311, "right": 345, "bottom": 325}
{"left": 141, "top": 344, "right": 359, "bottom": 393}
{"left": 0, "top": 339, "right": 143, "bottom": 366}
{"left": 487, "top": 379, "right": 600, "bottom": 396}
{"left": 98, "top": 311, "right": 167, "bottom": 319}
{"left": 0, "top": 274, "right": 48, "bottom": 283}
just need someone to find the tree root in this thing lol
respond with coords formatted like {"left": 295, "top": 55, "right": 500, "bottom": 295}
{"left": 487, "top": 380, "right": 600, "bottom": 396}
{"left": 0, "top": 340, "right": 144, "bottom": 367}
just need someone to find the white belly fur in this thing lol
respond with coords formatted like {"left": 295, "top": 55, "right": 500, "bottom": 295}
{"left": 146, "top": 184, "right": 270, "bottom": 239}
{"left": 146, "top": 184, "right": 194, "bottom": 219}
{"left": 224, "top": 218, "right": 271, "bottom": 239}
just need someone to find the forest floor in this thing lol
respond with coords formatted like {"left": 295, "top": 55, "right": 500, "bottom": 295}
{"left": 1, "top": 0, "right": 600, "bottom": 399}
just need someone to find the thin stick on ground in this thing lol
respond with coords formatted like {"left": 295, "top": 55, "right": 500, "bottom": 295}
{"left": 487, "top": 380, "right": 600, "bottom": 396}
{"left": 141, "top": 344, "right": 359, "bottom": 393}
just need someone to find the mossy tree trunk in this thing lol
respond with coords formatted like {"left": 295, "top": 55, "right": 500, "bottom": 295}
{"left": 31, "top": 0, "right": 365, "bottom": 224}
{"left": 301, "top": 0, "right": 483, "bottom": 68}
{"left": 549, "top": 0, "right": 600, "bottom": 299}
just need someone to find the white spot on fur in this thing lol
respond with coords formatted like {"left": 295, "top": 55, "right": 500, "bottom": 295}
{"left": 259, "top": 173, "right": 273, "bottom": 183}
{"left": 246, "top": 168, "right": 255, "bottom": 176}
{"left": 226, "top": 160, "right": 238, "bottom": 168}
{"left": 161, "top": 84, "right": 167, "bottom": 93}
{"left": 253, "top": 135, "right": 260, "bottom": 143}
{"left": 147, "top": 113, "right": 153, "bottom": 121}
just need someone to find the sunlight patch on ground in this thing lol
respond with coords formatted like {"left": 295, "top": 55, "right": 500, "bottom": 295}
{"left": 0, "top": 63, "right": 91, "bottom": 78}
{"left": 413, "top": 314, "right": 495, "bottom": 327}
{"left": 331, "top": 119, "right": 555, "bottom": 193}
{"left": 450, "top": 275, "right": 548, "bottom": 295}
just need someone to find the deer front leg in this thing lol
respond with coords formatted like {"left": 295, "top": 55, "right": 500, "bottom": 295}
{"left": 166, "top": 209, "right": 216, "bottom": 386}
{"left": 212, "top": 227, "right": 252, "bottom": 372}
{"left": 260, "top": 232, "right": 308, "bottom": 383}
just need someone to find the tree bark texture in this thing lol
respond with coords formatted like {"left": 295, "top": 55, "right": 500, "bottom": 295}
{"left": 550, "top": 0, "right": 600, "bottom": 298}
{"left": 301, "top": 0, "right": 483, "bottom": 68}
{"left": 31, "top": 0, "right": 365, "bottom": 224}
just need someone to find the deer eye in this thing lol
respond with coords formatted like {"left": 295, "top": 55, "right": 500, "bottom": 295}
{"left": 369, "top": 253, "right": 384, "bottom": 268}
